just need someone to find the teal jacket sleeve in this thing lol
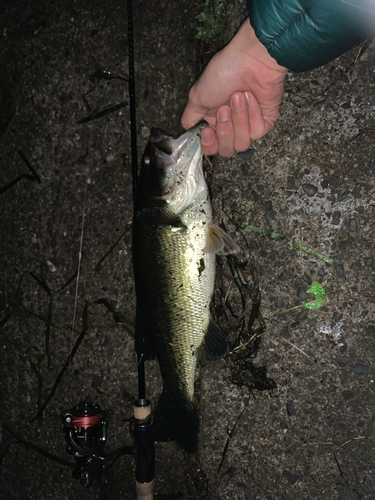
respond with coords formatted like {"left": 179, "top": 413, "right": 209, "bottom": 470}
{"left": 247, "top": 0, "right": 375, "bottom": 72}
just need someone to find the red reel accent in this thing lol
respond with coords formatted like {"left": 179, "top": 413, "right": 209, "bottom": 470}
{"left": 72, "top": 414, "right": 101, "bottom": 428}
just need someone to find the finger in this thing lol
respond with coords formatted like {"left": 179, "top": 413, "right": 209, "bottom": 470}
{"left": 230, "top": 92, "right": 251, "bottom": 152}
{"left": 201, "top": 127, "right": 219, "bottom": 156}
{"left": 216, "top": 105, "right": 235, "bottom": 157}
{"left": 181, "top": 86, "right": 208, "bottom": 130}
{"left": 245, "top": 92, "right": 276, "bottom": 140}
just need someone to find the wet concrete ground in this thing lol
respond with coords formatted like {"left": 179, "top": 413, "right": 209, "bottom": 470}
{"left": 1, "top": 1, "right": 374, "bottom": 499}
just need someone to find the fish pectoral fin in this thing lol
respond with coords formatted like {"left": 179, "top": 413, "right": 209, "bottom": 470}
{"left": 203, "top": 224, "right": 240, "bottom": 255}
{"left": 136, "top": 207, "right": 186, "bottom": 229}
{"left": 199, "top": 318, "right": 228, "bottom": 361}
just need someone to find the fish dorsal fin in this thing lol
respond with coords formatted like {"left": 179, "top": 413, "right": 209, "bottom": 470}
{"left": 203, "top": 224, "right": 240, "bottom": 255}
{"left": 199, "top": 318, "right": 228, "bottom": 361}
{"left": 136, "top": 207, "right": 186, "bottom": 229}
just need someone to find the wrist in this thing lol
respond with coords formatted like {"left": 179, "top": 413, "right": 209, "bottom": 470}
{"left": 232, "top": 19, "right": 288, "bottom": 76}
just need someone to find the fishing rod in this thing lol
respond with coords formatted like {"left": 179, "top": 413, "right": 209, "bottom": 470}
{"left": 61, "top": 1, "right": 155, "bottom": 498}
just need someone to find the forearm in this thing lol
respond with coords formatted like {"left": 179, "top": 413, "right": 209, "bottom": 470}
{"left": 247, "top": 0, "right": 375, "bottom": 72}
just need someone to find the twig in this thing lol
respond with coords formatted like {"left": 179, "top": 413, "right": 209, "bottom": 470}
{"left": 328, "top": 435, "right": 367, "bottom": 455}
{"left": 0, "top": 150, "right": 41, "bottom": 194}
{"left": 95, "top": 224, "right": 132, "bottom": 270}
{"left": 280, "top": 336, "right": 311, "bottom": 358}
{"left": 218, "top": 399, "right": 249, "bottom": 474}
{"left": 307, "top": 442, "right": 334, "bottom": 445}
{"left": 78, "top": 101, "right": 128, "bottom": 123}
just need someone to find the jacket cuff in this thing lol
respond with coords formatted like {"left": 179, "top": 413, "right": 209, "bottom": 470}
{"left": 247, "top": 0, "right": 373, "bottom": 72}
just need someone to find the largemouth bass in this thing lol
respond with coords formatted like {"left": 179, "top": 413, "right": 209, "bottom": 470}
{"left": 133, "top": 121, "right": 237, "bottom": 452}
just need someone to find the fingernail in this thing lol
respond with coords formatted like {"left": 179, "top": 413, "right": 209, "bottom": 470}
{"left": 201, "top": 129, "right": 213, "bottom": 146}
{"left": 218, "top": 106, "right": 230, "bottom": 122}
{"left": 244, "top": 92, "right": 252, "bottom": 106}
{"left": 230, "top": 94, "right": 243, "bottom": 112}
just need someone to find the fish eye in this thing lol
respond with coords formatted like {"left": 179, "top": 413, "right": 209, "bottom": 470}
{"left": 144, "top": 156, "right": 151, "bottom": 165}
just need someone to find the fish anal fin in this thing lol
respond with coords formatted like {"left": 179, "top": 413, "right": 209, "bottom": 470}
{"left": 203, "top": 224, "right": 240, "bottom": 255}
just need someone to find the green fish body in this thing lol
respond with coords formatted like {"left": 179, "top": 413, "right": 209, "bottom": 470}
{"left": 133, "top": 122, "right": 236, "bottom": 452}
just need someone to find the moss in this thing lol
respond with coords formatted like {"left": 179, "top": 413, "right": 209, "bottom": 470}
{"left": 196, "top": 0, "right": 229, "bottom": 43}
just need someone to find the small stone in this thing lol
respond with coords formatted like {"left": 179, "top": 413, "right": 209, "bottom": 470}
{"left": 46, "top": 260, "right": 57, "bottom": 272}
{"left": 336, "top": 357, "right": 352, "bottom": 367}
{"left": 286, "top": 400, "right": 297, "bottom": 416}
{"left": 364, "top": 257, "right": 375, "bottom": 269}
{"left": 339, "top": 237, "right": 354, "bottom": 250}
{"left": 352, "top": 361, "right": 369, "bottom": 375}
{"left": 302, "top": 183, "right": 318, "bottom": 197}
{"left": 332, "top": 211, "right": 341, "bottom": 225}
{"left": 265, "top": 200, "right": 275, "bottom": 223}
{"left": 342, "top": 390, "right": 354, "bottom": 401}
{"left": 340, "top": 371, "right": 349, "bottom": 384}
{"left": 336, "top": 264, "right": 345, "bottom": 277}
{"left": 283, "top": 470, "right": 299, "bottom": 484}
{"left": 237, "top": 148, "right": 255, "bottom": 161}
{"left": 330, "top": 178, "right": 344, "bottom": 192}
{"left": 142, "top": 126, "right": 151, "bottom": 138}
{"left": 338, "top": 190, "right": 349, "bottom": 201}
{"left": 350, "top": 262, "right": 361, "bottom": 271}
{"left": 304, "top": 406, "right": 318, "bottom": 414}
{"left": 349, "top": 219, "right": 357, "bottom": 231}
{"left": 241, "top": 164, "right": 250, "bottom": 176}
{"left": 340, "top": 344, "right": 348, "bottom": 352}
{"left": 297, "top": 287, "right": 307, "bottom": 300}
{"left": 275, "top": 299, "right": 285, "bottom": 308}
{"left": 105, "top": 153, "right": 115, "bottom": 163}
{"left": 287, "top": 176, "right": 295, "bottom": 189}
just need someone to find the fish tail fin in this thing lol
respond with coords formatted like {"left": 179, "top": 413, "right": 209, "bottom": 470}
{"left": 152, "top": 390, "right": 199, "bottom": 454}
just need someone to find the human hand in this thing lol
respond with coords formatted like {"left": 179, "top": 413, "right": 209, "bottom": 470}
{"left": 181, "top": 19, "right": 288, "bottom": 157}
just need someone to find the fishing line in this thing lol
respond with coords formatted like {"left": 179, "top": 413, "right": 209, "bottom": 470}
{"left": 66, "top": 178, "right": 89, "bottom": 396}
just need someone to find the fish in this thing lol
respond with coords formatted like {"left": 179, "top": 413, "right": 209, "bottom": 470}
{"left": 132, "top": 121, "right": 238, "bottom": 452}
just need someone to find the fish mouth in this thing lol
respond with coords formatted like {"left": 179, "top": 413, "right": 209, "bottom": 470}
{"left": 171, "top": 120, "right": 209, "bottom": 163}
{"left": 144, "top": 121, "right": 209, "bottom": 206}
{"left": 150, "top": 121, "right": 209, "bottom": 164}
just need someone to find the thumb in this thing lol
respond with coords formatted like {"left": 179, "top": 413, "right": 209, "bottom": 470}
{"left": 181, "top": 100, "right": 208, "bottom": 130}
